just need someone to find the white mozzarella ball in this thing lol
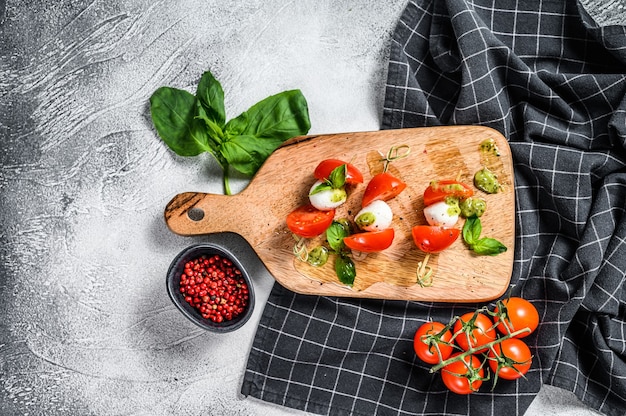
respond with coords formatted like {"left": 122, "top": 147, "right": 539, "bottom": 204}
{"left": 309, "top": 180, "right": 347, "bottom": 211}
{"left": 423, "top": 200, "right": 459, "bottom": 227}
{"left": 355, "top": 200, "right": 393, "bottom": 231}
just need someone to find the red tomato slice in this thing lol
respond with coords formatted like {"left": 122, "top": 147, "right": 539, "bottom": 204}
{"left": 314, "top": 159, "right": 364, "bottom": 184}
{"left": 423, "top": 180, "right": 473, "bottom": 206}
{"left": 411, "top": 225, "right": 460, "bottom": 253}
{"left": 343, "top": 228, "right": 395, "bottom": 252}
{"left": 286, "top": 204, "right": 335, "bottom": 238}
{"left": 361, "top": 172, "right": 407, "bottom": 207}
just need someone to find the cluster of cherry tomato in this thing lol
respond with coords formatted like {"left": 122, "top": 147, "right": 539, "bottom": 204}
{"left": 413, "top": 297, "right": 539, "bottom": 394}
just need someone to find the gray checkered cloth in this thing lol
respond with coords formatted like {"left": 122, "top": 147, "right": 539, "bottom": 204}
{"left": 241, "top": 1, "right": 626, "bottom": 415}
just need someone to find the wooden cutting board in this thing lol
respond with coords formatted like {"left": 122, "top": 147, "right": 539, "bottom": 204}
{"left": 164, "top": 126, "right": 515, "bottom": 303}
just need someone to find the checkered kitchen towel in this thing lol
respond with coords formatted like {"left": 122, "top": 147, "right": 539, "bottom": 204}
{"left": 242, "top": 1, "right": 626, "bottom": 415}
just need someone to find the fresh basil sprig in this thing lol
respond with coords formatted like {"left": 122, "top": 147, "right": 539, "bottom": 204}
{"left": 149, "top": 71, "right": 311, "bottom": 194}
{"left": 325, "top": 220, "right": 356, "bottom": 286}
{"left": 462, "top": 215, "right": 507, "bottom": 255}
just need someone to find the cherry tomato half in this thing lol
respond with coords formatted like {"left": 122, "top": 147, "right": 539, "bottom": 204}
{"left": 314, "top": 159, "right": 364, "bottom": 184}
{"left": 441, "top": 353, "right": 484, "bottom": 394}
{"left": 493, "top": 297, "right": 539, "bottom": 338}
{"left": 488, "top": 338, "right": 532, "bottom": 380}
{"left": 361, "top": 172, "right": 407, "bottom": 207}
{"left": 423, "top": 180, "right": 473, "bottom": 206}
{"left": 286, "top": 204, "right": 335, "bottom": 238}
{"left": 413, "top": 321, "right": 453, "bottom": 365}
{"left": 453, "top": 312, "right": 497, "bottom": 353}
{"left": 343, "top": 228, "right": 395, "bottom": 252}
{"left": 411, "top": 225, "right": 460, "bottom": 253}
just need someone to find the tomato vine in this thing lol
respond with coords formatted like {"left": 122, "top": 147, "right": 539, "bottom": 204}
{"left": 413, "top": 296, "right": 537, "bottom": 393}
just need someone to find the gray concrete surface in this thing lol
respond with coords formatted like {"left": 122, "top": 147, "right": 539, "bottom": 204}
{"left": 0, "top": 0, "right": 620, "bottom": 414}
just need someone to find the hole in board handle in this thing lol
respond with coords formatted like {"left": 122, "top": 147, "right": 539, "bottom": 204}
{"left": 187, "top": 208, "right": 205, "bottom": 222}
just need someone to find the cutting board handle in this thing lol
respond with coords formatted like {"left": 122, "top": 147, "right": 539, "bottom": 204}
{"left": 164, "top": 192, "right": 252, "bottom": 238}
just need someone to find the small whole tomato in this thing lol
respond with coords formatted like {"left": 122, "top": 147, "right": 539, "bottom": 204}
{"left": 314, "top": 159, "right": 364, "bottom": 184}
{"left": 488, "top": 338, "right": 532, "bottom": 380}
{"left": 411, "top": 225, "right": 460, "bottom": 253}
{"left": 343, "top": 228, "right": 395, "bottom": 252}
{"left": 286, "top": 204, "right": 335, "bottom": 238}
{"left": 453, "top": 312, "right": 497, "bottom": 353}
{"left": 441, "top": 353, "right": 484, "bottom": 394}
{"left": 493, "top": 297, "right": 539, "bottom": 338}
{"left": 361, "top": 172, "right": 407, "bottom": 207}
{"left": 413, "top": 321, "right": 454, "bottom": 365}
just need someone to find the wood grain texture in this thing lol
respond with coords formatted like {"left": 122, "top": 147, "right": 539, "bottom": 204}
{"left": 165, "top": 126, "right": 515, "bottom": 302}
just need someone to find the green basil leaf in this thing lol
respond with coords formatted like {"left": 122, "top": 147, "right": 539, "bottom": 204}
{"left": 225, "top": 89, "right": 310, "bottom": 140}
{"left": 471, "top": 237, "right": 507, "bottom": 255}
{"left": 309, "top": 182, "right": 332, "bottom": 196}
{"left": 328, "top": 164, "right": 347, "bottom": 189}
{"left": 219, "top": 134, "right": 285, "bottom": 176}
{"left": 335, "top": 255, "right": 356, "bottom": 286}
{"left": 196, "top": 102, "right": 224, "bottom": 144}
{"left": 149, "top": 87, "right": 211, "bottom": 156}
{"left": 223, "top": 111, "right": 248, "bottom": 136}
{"left": 195, "top": 71, "right": 226, "bottom": 127}
{"left": 326, "top": 221, "right": 349, "bottom": 253}
{"left": 462, "top": 215, "right": 482, "bottom": 245}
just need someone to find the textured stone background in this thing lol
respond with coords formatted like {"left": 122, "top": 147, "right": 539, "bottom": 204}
{"left": 0, "top": 0, "right": 622, "bottom": 415}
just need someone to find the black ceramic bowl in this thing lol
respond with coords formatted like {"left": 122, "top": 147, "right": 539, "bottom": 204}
{"left": 166, "top": 243, "right": 255, "bottom": 332}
